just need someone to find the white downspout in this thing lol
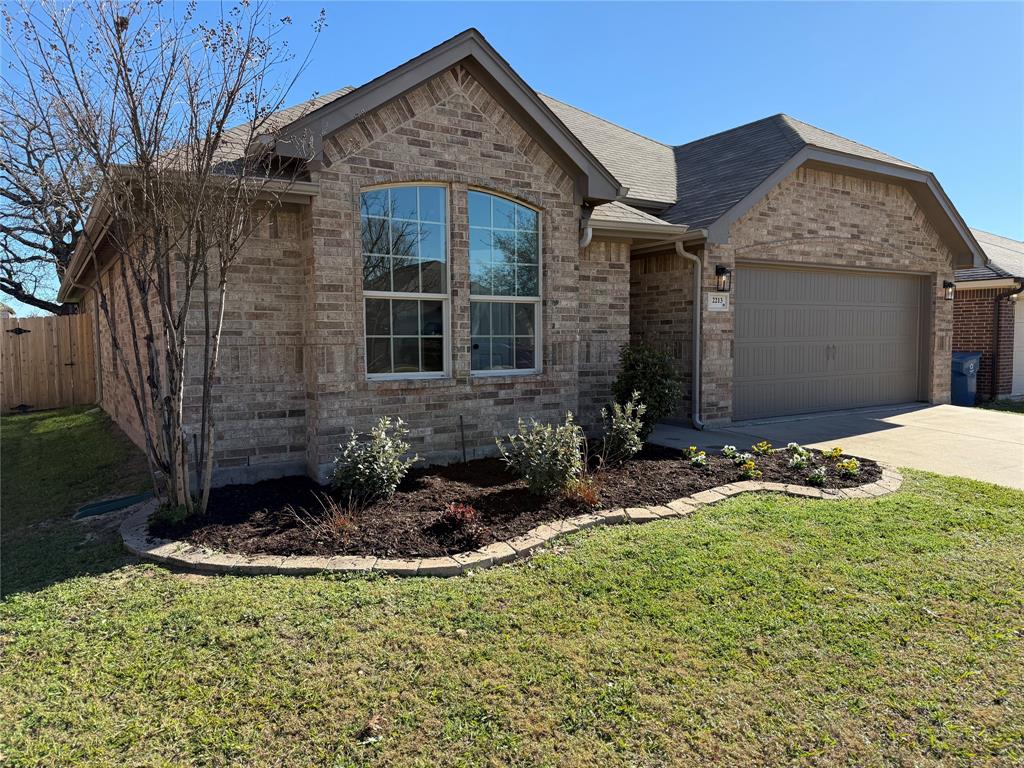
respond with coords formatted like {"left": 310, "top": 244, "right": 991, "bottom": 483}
{"left": 675, "top": 241, "right": 704, "bottom": 430}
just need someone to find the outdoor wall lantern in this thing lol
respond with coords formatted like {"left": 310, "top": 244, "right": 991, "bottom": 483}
{"left": 943, "top": 280, "right": 955, "bottom": 301}
{"left": 715, "top": 265, "right": 733, "bottom": 292}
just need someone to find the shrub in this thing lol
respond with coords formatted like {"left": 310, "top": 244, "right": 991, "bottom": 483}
{"left": 566, "top": 475, "right": 601, "bottom": 507}
{"left": 437, "top": 502, "right": 487, "bottom": 548}
{"left": 329, "top": 417, "right": 418, "bottom": 503}
{"left": 808, "top": 467, "right": 827, "bottom": 487}
{"left": 611, "top": 344, "right": 682, "bottom": 438}
{"left": 837, "top": 458, "right": 861, "bottom": 478}
{"left": 497, "top": 413, "right": 584, "bottom": 497}
{"left": 824, "top": 446, "right": 844, "bottom": 461}
{"left": 599, "top": 391, "right": 647, "bottom": 466}
{"left": 739, "top": 459, "right": 762, "bottom": 480}
{"left": 751, "top": 440, "right": 773, "bottom": 456}
{"left": 690, "top": 450, "right": 708, "bottom": 467}
{"left": 721, "top": 444, "right": 738, "bottom": 458}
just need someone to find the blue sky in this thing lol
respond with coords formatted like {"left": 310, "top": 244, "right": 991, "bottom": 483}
{"left": 7, "top": 1, "right": 1022, "bottom": 314}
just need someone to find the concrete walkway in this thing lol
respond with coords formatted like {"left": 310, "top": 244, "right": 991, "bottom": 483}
{"left": 649, "top": 404, "right": 1024, "bottom": 489}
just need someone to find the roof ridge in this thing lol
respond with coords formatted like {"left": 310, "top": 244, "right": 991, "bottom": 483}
{"left": 779, "top": 113, "right": 918, "bottom": 168}
{"left": 538, "top": 93, "right": 672, "bottom": 149}
{"left": 673, "top": 113, "right": 790, "bottom": 150}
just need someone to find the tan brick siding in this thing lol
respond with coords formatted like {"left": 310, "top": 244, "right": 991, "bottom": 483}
{"left": 953, "top": 287, "right": 1016, "bottom": 399}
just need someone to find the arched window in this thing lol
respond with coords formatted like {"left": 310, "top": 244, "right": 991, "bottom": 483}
{"left": 468, "top": 190, "right": 540, "bottom": 373}
{"left": 360, "top": 185, "right": 448, "bottom": 378}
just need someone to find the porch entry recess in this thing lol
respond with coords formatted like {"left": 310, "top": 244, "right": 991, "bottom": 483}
{"left": 733, "top": 265, "right": 925, "bottom": 420}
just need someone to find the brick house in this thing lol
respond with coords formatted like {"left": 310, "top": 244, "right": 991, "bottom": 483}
{"left": 953, "top": 230, "right": 1024, "bottom": 400}
{"left": 58, "top": 29, "right": 985, "bottom": 486}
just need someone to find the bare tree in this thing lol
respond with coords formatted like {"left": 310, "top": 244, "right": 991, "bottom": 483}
{"left": 3, "top": 0, "right": 324, "bottom": 513}
{"left": 0, "top": 96, "right": 87, "bottom": 314}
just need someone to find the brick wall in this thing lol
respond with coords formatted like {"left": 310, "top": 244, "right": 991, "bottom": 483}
{"left": 952, "top": 287, "right": 1016, "bottom": 399}
{"left": 303, "top": 65, "right": 599, "bottom": 476}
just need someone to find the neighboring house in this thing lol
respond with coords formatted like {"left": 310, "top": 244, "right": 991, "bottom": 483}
{"left": 0, "top": 303, "right": 15, "bottom": 319}
{"left": 57, "top": 29, "right": 983, "bottom": 485}
{"left": 954, "top": 229, "right": 1024, "bottom": 399}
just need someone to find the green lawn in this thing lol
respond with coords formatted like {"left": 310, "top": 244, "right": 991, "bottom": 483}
{"left": 978, "top": 398, "right": 1024, "bottom": 414}
{"left": 1, "top": 407, "right": 149, "bottom": 596}
{"left": 2, "top": 410, "right": 1023, "bottom": 767}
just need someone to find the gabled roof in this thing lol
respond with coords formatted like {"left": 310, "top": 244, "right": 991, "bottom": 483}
{"left": 661, "top": 114, "right": 919, "bottom": 229}
{"left": 589, "top": 200, "right": 686, "bottom": 238}
{"left": 955, "top": 228, "right": 1024, "bottom": 282}
{"left": 539, "top": 95, "right": 676, "bottom": 206}
{"left": 274, "top": 29, "right": 624, "bottom": 203}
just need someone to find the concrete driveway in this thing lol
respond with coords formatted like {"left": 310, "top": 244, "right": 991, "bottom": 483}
{"left": 649, "top": 404, "right": 1024, "bottom": 489}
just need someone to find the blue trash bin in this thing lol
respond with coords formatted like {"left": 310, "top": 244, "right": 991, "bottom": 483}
{"left": 950, "top": 351, "right": 982, "bottom": 406}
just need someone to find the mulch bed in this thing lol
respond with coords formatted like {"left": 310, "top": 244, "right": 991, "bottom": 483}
{"left": 152, "top": 445, "right": 880, "bottom": 559}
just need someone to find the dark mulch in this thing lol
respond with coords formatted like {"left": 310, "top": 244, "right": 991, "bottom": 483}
{"left": 153, "top": 445, "right": 881, "bottom": 559}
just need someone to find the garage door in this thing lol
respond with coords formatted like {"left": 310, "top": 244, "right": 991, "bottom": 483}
{"left": 734, "top": 266, "right": 924, "bottom": 420}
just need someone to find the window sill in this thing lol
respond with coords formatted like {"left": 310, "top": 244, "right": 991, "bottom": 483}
{"left": 471, "top": 369, "right": 543, "bottom": 383}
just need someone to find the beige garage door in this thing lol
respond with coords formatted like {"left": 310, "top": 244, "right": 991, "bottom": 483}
{"left": 734, "top": 266, "right": 924, "bottom": 420}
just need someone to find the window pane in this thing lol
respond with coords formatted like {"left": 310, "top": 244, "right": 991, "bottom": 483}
{"left": 419, "top": 187, "right": 444, "bottom": 223}
{"left": 421, "top": 338, "right": 443, "bottom": 372}
{"left": 515, "top": 337, "right": 535, "bottom": 369}
{"left": 361, "top": 217, "right": 389, "bottom": 255}
{"left": 361, "top": 189, "right": 388, "bottom": 218}
{"left": 364, "top": 255, "right": 390, "bottom": 291}
{"left": 366, "top": 337, "right": 391, "bottom": 374}
{"left": 421, "top": 300, "right": 443, "bottom": 336}
{"left": 421, "top": 259, "right": 445, "bottom": 294}
{"left": 491, "top": 302, "right": 513, "bottom": 335}
{"left": 471, "top": 302, "right": 490, "bottom": 335}
{"left": 471, "top": 337, "right": 490, "bottom": 370}
{"left": 469, "top": 228, "right": 491, "bottom": 268}
{"left": 516, "top": 204, "right": 538, "bottom": 232}
{"left": 468, "top": 191, "right": 491, "bottom": 227}
{"left": 492, "top": 264, "right": 516, "bottom": 296}
{"left": 493, "top": 196, "right": 516, "bottom": 229}
{"left": 391, "top": 256, "right": 419, "bottom": 293}
{"left": 516, "top": 265, "right": 538, "bottom": 297}
{"left": 391, "top": 187, "right": 417, "bottom": 220}
{"left": 491, "top": 337, "right": 514, "bottom": 369}
{"left": 419, "top": 223, "right": 445, "bottom": 263}
{"left": 393, "top": 338, "right": 420, "bottom": 372}
{"left": 366, "top": 299, "right": 391, "bottom": 336}
{"left": 514, "top": 303, "right": 535, "bottom": 337}
{"left": 470, "top": 261, "right": 491, "bottom": 295}
{"left": 390, "top": 220, "right": 418, "bottom": 258}
{"left": 392, "top": 300, "right": 419, "bottom": 336}
{"left": 492, "top": 230, "right": 515, "bottom": 265}
{"left": 515, "top": 230, "right": 538, "bottom": 264}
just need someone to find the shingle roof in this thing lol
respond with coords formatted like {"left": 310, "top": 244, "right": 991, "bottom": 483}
{"left": 539, "top": 94, "right": 676, "bottom": 205}
{"left": 956, "top": 228, "right": 1024, "bottom": 281}
{"left": 590, "top": 200, "right": 682, "bottom": 230}
{"left": 659, "top": 114, "right": 921, "bottom": 229}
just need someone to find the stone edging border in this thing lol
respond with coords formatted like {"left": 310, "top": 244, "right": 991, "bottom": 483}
{"left": 119, "top": 465, "right": 903, "bottom": 578}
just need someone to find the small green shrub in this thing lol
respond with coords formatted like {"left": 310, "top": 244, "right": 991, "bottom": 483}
{"left": 329, "top": 417, "right": 419, "bottom": 503}
{"left": 497, "top": 413, "right": 584, "bottom": 497}
{"left": 612, "top": 344, "right": 682, "bottom": 438}
{"left": 808, "top": 467, "right": 827, "bottom": 487}
{"left": 566, "top": 475, "right": 601, "bottom": 507}
{"left": 837, "top": 458, "right": 861, "bottom": 478}
{"left": 151, "top": 504, "right": 188, "bottom": 528}
{"left": 599, "top": 391, "right": 647, "bottom": 466}
{"left": 739, "top": 459, "right": 762, "bottom": 480}
{"left": 751, "top": 440, "right": 773, "bottom": 456}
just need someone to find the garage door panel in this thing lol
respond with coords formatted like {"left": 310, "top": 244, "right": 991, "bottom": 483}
{"left": 734, "top": 266, "right": 923, "bottom": 420}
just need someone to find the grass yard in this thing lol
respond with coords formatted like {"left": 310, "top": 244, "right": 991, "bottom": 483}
{"left": 2, "top": 409, "right": 1023, "bottom": 766}
{"left": 978, "top": 398, "right": 1024, "bottom": 415}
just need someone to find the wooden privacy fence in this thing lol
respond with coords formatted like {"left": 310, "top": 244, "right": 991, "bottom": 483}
{"left": 1, "top": 314, "right": 97, "bottom": 414}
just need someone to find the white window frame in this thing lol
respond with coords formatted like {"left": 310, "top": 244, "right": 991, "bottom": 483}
{"left": 361, "top": 183, "right": 451, "bottom": 381}
{"left": 468, "top": 189, "right": 543, "bottom": 377}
